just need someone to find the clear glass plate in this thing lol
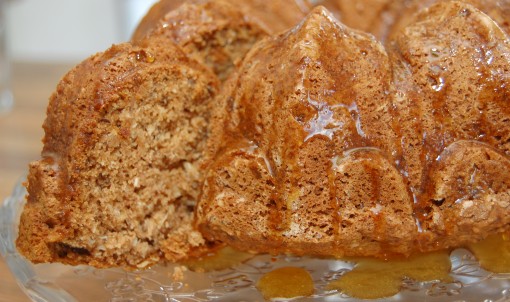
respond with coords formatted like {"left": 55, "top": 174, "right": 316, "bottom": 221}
{"left": 2, "top": 178, "right": 510, "bottom": 302}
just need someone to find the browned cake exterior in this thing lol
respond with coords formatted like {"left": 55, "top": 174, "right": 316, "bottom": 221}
{"left": 134, "top": 0, "right": 462, "bottom": 50}
{"left": 198, "top": 6, "right": 416, "bottom": 258}
{"left": 315, "top": 0, "right": 510, "bottom": 42}
{"left": 132, "top": 0, "right": 268, "bottom": 81}
{"left": 133, "top": 0, "right": 309, "bottom": 38}
{"left": 389, "top": 1, "right": 510, "bottom": 250}
{"left": 131, "top": 0, "right": 185, "bottom": 41}
{"left": 130, "top": 0, "right": 510, "bottom": 45}
{"left": 196, "top": 2, "right": 510, "bottom": 258}
{"left": 229, "top": 0, "right": 310, "bottom": 34}
{"left": 16, "top": 36, "right": 219, "bottom": 268}
{"left": 386, "top": 0, "right": 510, "bottom": 41}
{"left": 316, "top": 0, "right": 406, "bottom": 41}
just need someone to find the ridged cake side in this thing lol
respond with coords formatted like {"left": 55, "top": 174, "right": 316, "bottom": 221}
{"left": 389, "top": 0, "right": 510, "bottom": 249}
{"left": 196, "top": 3, "right": 510, "bottom": 258}
{"left": 198, "top": 6, "right": 417, "bottom": 258}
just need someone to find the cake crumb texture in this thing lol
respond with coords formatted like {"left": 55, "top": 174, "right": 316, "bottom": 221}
{"left": 16, "top": 37, "right": 219, "bottom": 268}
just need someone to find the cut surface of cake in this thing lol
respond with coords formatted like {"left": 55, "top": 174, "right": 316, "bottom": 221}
{"left": 16, "top": 36, "right": 221, "bottom": 268}
{"left": 16, "top": 0, "right": 510, "bottom": 268}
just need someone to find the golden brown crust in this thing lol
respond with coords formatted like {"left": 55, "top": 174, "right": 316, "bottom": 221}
{"left": 134, "top": 0, "right": 510, "bottom": 44}
{"left": 386, "top": 0, "right": 510, "bottom": 41}
{"left": 317, "top": 0, "right": 406, "bottom": 41}
{"left": 131, "top": 0, "right": 186, "bottom": 42}
{"left": 390, "top": 0, "right": 510, "bottom": 251}
{"left": 132, "top": 0, "right": 309, "bottom": 39}
{"left": 197, "top": 7, "right": 416, "bottom": 258}
{"left": 132, "top": 0, "right": 268, "bottom": 81}
{"left": 197, "top": 3, "right": 510, "bottom": 258}
{"left": 313, "top": 0, "right": 510, "bottom": 42}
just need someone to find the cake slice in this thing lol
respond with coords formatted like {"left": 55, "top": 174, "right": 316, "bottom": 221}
{"left": 16, "top": 0, "right": 272, "bottom": 269}
{"left": 16, "top": 36, "right": 219, "bottom": 268}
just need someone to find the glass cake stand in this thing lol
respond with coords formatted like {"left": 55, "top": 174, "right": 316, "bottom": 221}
{"left": 2, "top": 178, "right": 510, "bottom": 302}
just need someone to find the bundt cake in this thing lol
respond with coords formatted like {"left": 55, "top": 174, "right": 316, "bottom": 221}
{"left": 16, "top": 0, "right": 510, "bottom": 268}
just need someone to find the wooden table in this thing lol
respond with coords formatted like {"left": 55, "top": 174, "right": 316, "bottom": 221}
{"left": 0, "top": 62, "right": 75, "bottom": 302}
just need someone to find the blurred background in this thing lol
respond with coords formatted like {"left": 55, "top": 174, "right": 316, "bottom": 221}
{"left": 7, "top": 0, "right": 158, "bottom": 63}
{"left": 0, "top": 1, "right": 160, "bottom": 301}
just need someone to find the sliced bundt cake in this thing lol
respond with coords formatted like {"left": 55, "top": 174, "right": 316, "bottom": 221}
{"left": 17, "top": 0, "right": 271, "bottom": 269}
{"left": 16, "top": 1, "right": 510, "bottom": 268}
